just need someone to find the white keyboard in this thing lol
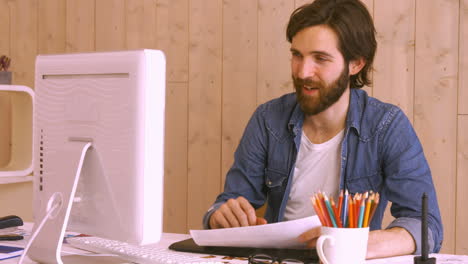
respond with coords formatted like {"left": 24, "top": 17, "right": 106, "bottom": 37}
{"left": 66, "top": 236, "right": 223, "bottom": 264}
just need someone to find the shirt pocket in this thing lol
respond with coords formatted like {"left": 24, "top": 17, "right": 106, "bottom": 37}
{"left": 346, "top": 171, "right": 382, "bottom": 194}
{"left": 264, "top": 168, "right": 288, "bottom": 214}
{"left": 265, "top": 168, "right": 288, "bottom": 193}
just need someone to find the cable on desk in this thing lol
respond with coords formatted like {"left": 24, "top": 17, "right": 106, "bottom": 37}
{"left": 18, "top": 193, "right": 61, "bottom": 264}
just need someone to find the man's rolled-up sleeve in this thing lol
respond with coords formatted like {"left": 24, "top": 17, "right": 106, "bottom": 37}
{"left": 386, "top": 217, "right": 434, "bottom": 255}
{"left": 380, "top": 108, "right": 443, "bottom": 253}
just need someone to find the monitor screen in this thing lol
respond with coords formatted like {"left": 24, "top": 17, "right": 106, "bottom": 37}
{"left": 28, "top": 50, "right": 165, "bottom": 263}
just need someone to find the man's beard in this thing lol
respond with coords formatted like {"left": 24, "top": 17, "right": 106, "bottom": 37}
{"left": 293, "top": 65, "right": 349, "bottom": 116}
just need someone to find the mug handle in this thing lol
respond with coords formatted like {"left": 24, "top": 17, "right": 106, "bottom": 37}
{"left": 317, "top": 235, "right": 334, "bottom": 264}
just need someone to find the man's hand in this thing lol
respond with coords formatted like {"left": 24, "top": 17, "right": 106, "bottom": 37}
{"left": 298, "top": 226, "right": 416, "bottom": 259}
{"left": 209, "top": 196, "right": 267, "bottom": 229}
{"left": 298, "top": 226, "right": 321, "bottom": 248}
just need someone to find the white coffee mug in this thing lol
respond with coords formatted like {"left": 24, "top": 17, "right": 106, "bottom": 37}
{"left": 317, "top": 226, "right": 369, "bottom": 264}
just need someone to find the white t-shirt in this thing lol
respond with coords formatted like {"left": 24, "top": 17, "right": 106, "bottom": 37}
{"left": 283, "top": 129, "right": 344, "bottom": 221}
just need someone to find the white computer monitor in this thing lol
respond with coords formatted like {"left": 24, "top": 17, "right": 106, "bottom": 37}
{"left": 28, "top": 50, "right": 166, "bottom": 263}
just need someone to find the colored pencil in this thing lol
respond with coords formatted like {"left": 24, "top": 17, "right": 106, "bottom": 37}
{"left": 324, "top": 194, "right": 338, "bottom": 227}
{"left": 311, "top": 196, "right": 327, "bottom": 226}
{"left": 354, "top": 193, "right": 361, "bottom": 222}
{"left": 348, "top": 196, "right": 354, "bottom": 228}
{"left": 368, "top": 193, "right": 380, "bottom": 226}
{"left": 330, "top": 198, "right": 343, "bottom": 227}
{"left": 363, "top": 193, "right": 373, "bottom": 227}
{"left": 330, "top": 197, "right": 338, "bottom": 220}
{"left": 357, "top": 199, "right": 365, "bottom": 228}
{"left": 316, "top": 193, "right": 332, "bottom": 227}
{"left": 337, "top": 190, "right": 344, "bottom": 219}
{"left": 341, "top": 189, "right": 349, "bottom": 227}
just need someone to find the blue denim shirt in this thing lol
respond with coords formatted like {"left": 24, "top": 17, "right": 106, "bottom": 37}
{"left": 203, "top": 89, "right": 443, "bottom": 253}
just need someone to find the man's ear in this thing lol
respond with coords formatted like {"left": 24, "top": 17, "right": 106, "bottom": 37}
{"left": 349, "top": 57, "right": 366, "bottom": 75}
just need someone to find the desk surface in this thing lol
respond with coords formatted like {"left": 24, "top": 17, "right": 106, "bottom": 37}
{"left": 1, "top": 223, "right": 467, "bottom": 264}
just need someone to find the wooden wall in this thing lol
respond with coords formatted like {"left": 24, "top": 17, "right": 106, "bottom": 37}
{"left": 0, "top": 0, "right": 467, "bottom": 254}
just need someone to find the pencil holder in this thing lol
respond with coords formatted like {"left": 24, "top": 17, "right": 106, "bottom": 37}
{"left": 317, "top": 226, "right": 369, "bottom": 264}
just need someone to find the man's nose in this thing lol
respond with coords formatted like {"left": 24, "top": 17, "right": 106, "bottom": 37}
{"left": 297, "top": 58, "right": 317, "bottom": 80}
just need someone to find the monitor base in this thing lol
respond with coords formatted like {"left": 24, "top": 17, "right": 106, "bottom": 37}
{"left": 28, "top": 141, "right": 92, "bottom": 264}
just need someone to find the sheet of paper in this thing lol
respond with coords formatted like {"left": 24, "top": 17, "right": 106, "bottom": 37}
{"left": 190, "top": 216, "right": 321, "bottom": 249}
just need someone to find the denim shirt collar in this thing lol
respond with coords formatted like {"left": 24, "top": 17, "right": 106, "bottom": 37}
{"left": 287, "top": 88, "right": 364, "bottom": 137}
{"left": 346, "top": 88, "right": 364, "bottom": 137}
{"left": 287, "top": 102, "right": 303, "bottom": 137}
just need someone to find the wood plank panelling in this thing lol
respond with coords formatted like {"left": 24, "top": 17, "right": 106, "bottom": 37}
{"left": 0, "top": 182, "right": 33, "bottom": 220}
{"left": 125, "top": 0, "right": 157, "bottom": 50}
{"left": 164, "top": 82, "right": 189, "bottom": 233}
{"left": 155, "top": 0, "right": 190, "bottom": 233}
{"left": 0, "top": 1, "right": 34, "bottom": 227}
{"left": 66, "top": 0, "right": 95, "bottom": 52}
{"left": 187, "top": 0, "right": 223, "bottom": 230}
{"left": 96, "top": 0, "right": 126, "bottom": 51}
{"left": 460, "top": 0, "right": 468, "bottom": 115}
{"left": 456, "top": 1, "right": 468, "bottom": 255}
{"left": 257, "top": 0, "right": 294, "bottom": 104}
{"left": 414, "top": 0, "right": 459, "bottom": 253}
{"left": 361, "top": 0, "right": 374, "bottom": 12}
{"left": 295, "top": 0, "right": 311, "bottom": 8}
{"left": 9, "top": 0, "right": 37, "bottom": 88}
{"left": 360, "top": 0, "right": 374, "bottom": 96}
{"left": 0, "top": 0, "right": 11, "bottom": 168}
{"left": 221, "top": 0, "right": 258, "bottom": 188}
{"left": 374, "top": 0, "right": 415, "bottom": 121}
{"left": 457, "top": 115, "right": 468, "bottom": 254}
{"left": 156, "top": 0, "right": 189, "bottom": 83}
{"left": 0, "top": 91, "right": 11, "bottom": 168}
{"left": 373, "top": 0, "right": 416, "bottom": 229}
{"left": 38, "top": 0, "right": 66, "bottom": 54}
{"left": 0, "top": 0, "right": 9, "bottom": 56}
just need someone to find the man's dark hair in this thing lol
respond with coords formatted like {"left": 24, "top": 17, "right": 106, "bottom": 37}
{"left": 286, "top": 0, "right": 377, "bottom": 89}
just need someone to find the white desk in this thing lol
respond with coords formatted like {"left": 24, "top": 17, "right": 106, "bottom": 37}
{"left": 1, "top": 223, "right": 467, "bottom": 264}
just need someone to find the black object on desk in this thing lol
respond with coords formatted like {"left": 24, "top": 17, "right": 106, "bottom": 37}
{"left": 0, "top": 215, "right": 24, "bottom": 241}
{"left": 0, "top": 234, "right": 23, "bottom": 241}
{"left": 0, "top": 215, "right": 23, "bottom": 229}
{"left": 414, "top": 193, "right": 436, "bottom": 264}
{"left": 169, "top": 238, "right": 319, "bottom": 264}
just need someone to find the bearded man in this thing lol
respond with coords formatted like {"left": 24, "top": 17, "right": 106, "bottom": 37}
{"left": 203, "top": 0, "right": 443, "bottom": 259}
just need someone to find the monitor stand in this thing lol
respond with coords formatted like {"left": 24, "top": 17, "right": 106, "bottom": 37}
{"left": 28, "top": 141, "right": 92, "bottom": 264}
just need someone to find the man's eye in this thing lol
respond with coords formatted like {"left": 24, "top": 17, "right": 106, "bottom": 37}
{"left": 316, "top": 56, "right": 328, "bottom": 62}
{"left": 291, "top": 52, "right": 302, "bottom": 58}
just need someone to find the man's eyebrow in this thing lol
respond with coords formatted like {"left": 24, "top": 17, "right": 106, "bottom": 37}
{"left": 289, "top": 48, "right": 335, "bottom": 59}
